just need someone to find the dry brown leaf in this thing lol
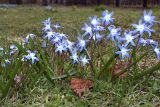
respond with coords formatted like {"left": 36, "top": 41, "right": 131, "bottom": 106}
{"left": 70, "top": 78, "right": 93, "bottom": 97}
{"left": 112, "top": 62, "right": 129, "bottom": 79}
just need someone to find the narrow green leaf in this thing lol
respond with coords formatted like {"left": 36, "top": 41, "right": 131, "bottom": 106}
{"left": 133, "top": 62, "right": 160, "bottom": 80}
{"left": 51, "top": 71, "right": 77, "bottom": 80}
{"left": 98, "top": 54, "right": 118, "bottom": 79}
{"left": 2, "top": 60, "right": 21, "bottom": 98}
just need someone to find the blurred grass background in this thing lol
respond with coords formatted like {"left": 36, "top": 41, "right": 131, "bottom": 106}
{"left": 0, "top": 5, "right": 160, "bottom": 40}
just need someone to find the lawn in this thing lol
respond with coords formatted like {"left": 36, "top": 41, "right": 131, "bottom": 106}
{"left": 0, "top": 5, "right": 160, "bottom": 107}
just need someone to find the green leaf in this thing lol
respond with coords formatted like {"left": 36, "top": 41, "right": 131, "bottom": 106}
{"left": 12, "top": 41, "right": 24, "bottom": 52}
{"left": 98, "top": 54, "right": 118, "bottom": 80}
{"left": 2, "top": 60, "right": 21, "bottom": 98}
{"left": 51, "top": 71, "right": 77, "bottom": 80}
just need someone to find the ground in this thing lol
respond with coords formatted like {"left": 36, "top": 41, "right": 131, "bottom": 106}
{"left": 0, "top": 5, "right": 160, "bottom": 107}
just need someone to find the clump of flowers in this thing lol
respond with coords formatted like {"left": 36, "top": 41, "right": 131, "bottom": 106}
{"left": 0, "top": 10, "right": 160, "bottom": 99}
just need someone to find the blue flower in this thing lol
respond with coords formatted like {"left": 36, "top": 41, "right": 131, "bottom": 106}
{"left": 55, "top": 43, "right": 67, "bottom": 54}
{"left": 43, "top": 24, "right": 52, "bottom": 31}
{"left": 69, "top": 48, "right": 79, "bottom": 64}
{"left": 0, "top": 47, "right": 3, "bottom": 51}
{"left": 43, "top": 18, "right": 52, "bottom": 31}
{"left": 53, "top": 24, "right": 61, "bottom": 29}
{"left": 43, "top": 18, "right": 51, "bottom": 25}
{"left": 92, "top": 33, "right": 104, "bottom": 42}
{"left": 80, "top": 55, "right": 90, "bottom": 67}
{"left": 143, "top": 10, "right": 156, "bottom": 24}
{"left": 89, "top": 16, "right": 100, "bottom": 27}
{"left": 153, "top": 46, "right": 160, "bottom": 59}
{"left": 77, "top": 37, "right": 88, "bottom": 52}
{"left": 58, "top": 33, "right": 67, "bottom": 40}
{"left": 122, "top": 31, "right": 139, "bottom": 46}
{"left": 146, "top": 39, "right": 158, "bottom": 46}
{"left": 102, "top": 10, "right": 114, "bottom": 25}
{"left": 139, "top": 38, "right": 147, "bottom": 46}
{"left": 51, "top": 36, "right": 61, "bottom": 44}
{"left": 82, "top": 23, "right": 92, "bottom": 36}
{"left": 116, "top": 45, "right": 132, "bottom": 60}
{"left": 25, "top": 34, "right": 36, "bottom": 43}
{"left": 107, "top": 25, "right": 121, "bottom": 42}
{"left": 1, "top": 59, "right": 11, "bottom": 67}
{"left": 10, "top": 44, "right": 18, "bottom": 55}
{"left": 65, "top": 39, "right": 75, "bottom": 52}
{"left": 25, "top": 50, "right": 39, "bottom": 64}
{"left": 44, "top": 31, "right": 55, "bottom": 40}
{"left": 5, "top": 59, "right": 11, "bottom": 65}
{"left": 93, "top": 25, "right": 105, "bottom": 31}
{"left": 132, "top": 20, "right": 154, "bottom": 37}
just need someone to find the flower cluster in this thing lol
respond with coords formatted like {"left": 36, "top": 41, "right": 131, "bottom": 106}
{"left": 0, "top": 10, "right": 159, "bottom": 69}
{"left": 81, "top": 10, "right": 160, "bottom": 60}
{"left": 42, "top": 17, "right": 91, "bottom": 67}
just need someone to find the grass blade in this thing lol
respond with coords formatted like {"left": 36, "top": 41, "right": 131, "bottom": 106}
{"left": 98, "top": 54, "right": 118, "bottom": 80}
{"left": 133, "top": 62, "right": 160, "bottom": 80}
{"left": 2, "top": 60, "right": 21, "bottom": 98}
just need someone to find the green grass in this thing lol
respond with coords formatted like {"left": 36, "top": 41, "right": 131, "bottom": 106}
{"left": 0, "top": 5, "right": 160, "bottom": 41}
{"left": 0, "top": 5, "right": 160, "bottom": 107}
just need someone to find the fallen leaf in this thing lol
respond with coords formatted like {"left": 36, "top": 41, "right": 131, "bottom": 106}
{"left": 70, "top": 78, "right": 93, "bottom": 97}
{"left": 112, "top": 62, "right": 129, "bottom": 79}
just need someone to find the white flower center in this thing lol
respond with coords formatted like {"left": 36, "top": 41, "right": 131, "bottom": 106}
{"left": 144, "top": 15, "right": 151, "bottom": 22}
{"left": 73, "top": 54, "right": 78, "bottom": 60}
{"left": 137, "top": 25, "right": 144, "bottom": 32}
{"left": 80, "top": 40, "right": 85, "bottom": 46}
{"left": 111, "top": 29, "right": 117, "bottom": 35}
{"left": 91, "top": 19, "right": 97, "bottom": 25}
{"left": 154, "top": 48, "right": 159, "bottom": 53}
{"left": 104, "top": 15, "right": 111, "bottom": 21}
{"left": 86, "top": 27, "right": 92, "bottom": 33}
{"left": 126, "top": 34, "right": 133, "bottom": 42}
{"left": 30, "top": 53, "right": 35, "bottom": 58}
{"left": 121, "top": 48, "right": 127, "bottom": 55}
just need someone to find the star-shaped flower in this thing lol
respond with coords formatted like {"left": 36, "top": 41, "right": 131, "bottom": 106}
{"left": 92, "top": 33, "right": 104, "bottom": 42}
{"left": 93, "top": 25, "right": 105, "bottom": 31}
{"left": 55, "top": 44, "right": 67, "bottom": 54}
{"left": 77, "top": 37, "right": 88, "bottom": 52}
{"left": 121, "top": 31, "right": 139, "bottom": 46}
{"left": 25, "top": 34, "right": 36, "bottom": 43}
{"left": 10, "top": 44, "right": 18, "bottom": 55}
{"left": 132, "top": 20, "right": 154, "bottom": 37}
{"left": 143, "top": 10, "right": 156, "bottom": 24}
{"left": 102, "top": 10, "right": 114, "bottom": 25}
{"left": 107, "top": 25, "right": 121, "bottom": 42}
{"left": 116, "top": 45, "right": 132, "bottom": 60}
{"left": 43, "top": 18, "right": 51, "bottom": 26}
{"left": 44, "top": 31, "right": 55, "bottom": 40}
{"left": 80, "top": 55, "right": 90, "bottom": 67}
{"left": 146, "top": 39, "right": 158, "bottom": 46}
{"left": 139, "top": 38, "right": 147, "bottom": 46}
{"left": 53, "top": 24, "right": 61, "bottom": 29}
{"left": 25, "top": 50, "right": 39, "bottom": 64}
{"left": 70, "top": 49, "right": 79, "bottom": 64}
{"left": 65, "top": 39, "right": 75, "bottom": 52}
{"left": 43, "top": 18, "right": 52, "bottom": 31}
{"left": 89, "top": 16, "right": 100, "bottom": 27}
{"left": 82, "top": 23, "right": 92, "bottom": 36}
